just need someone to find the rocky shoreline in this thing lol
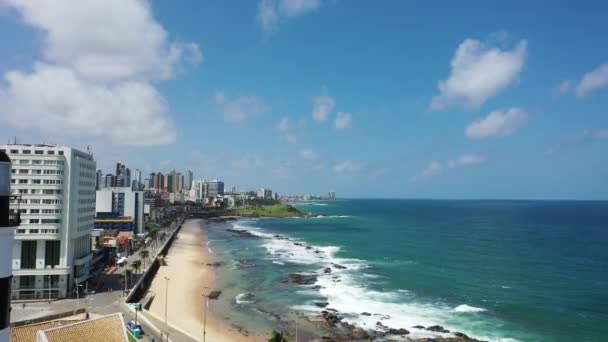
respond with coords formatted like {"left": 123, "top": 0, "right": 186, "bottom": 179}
{"left": 213, "top": 217, "right": 489, "bottom": 341}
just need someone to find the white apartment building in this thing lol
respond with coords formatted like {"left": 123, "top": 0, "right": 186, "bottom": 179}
{"left": 95, "top": 187, "right": 144, "bottom": 234}
{"left": 1, "top": 144, "right": 96, "bottom": 300}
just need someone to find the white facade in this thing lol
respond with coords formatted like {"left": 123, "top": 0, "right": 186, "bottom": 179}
{"left": 2, "top": 144, "right": 96, "bottom": 300}
{"left": 95, "top": 187, "right": 144, "bottom": 234}
{"left": 257, "top": 188, "right": 273, "bottom": 199}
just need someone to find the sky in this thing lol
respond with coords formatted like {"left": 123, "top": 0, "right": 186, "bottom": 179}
{"left": 0, "top": 0, "right": 607, "bottom": 199}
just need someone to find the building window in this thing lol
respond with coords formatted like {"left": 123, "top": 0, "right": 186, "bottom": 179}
{"left": 48, "top": 150, "right": 55, "bottom": 155}
{"left": 22, "top": 150, "right": 31, "bottom": 154}
{"left": 18, "top": 179, "right": 27, "bottom": 184}
{"left": 58, "top": 151, "right": 64, "bottom": 155}
{"left": 10, "top": 150, "right": 18, "bottom": 154}
{"left": 19, "top": 276, "right": 36, "bottom": 296}
{"left": 35, "top": 150, "right": 43, "bottom": 155}
{"left": 45, "top": 241, "right": 60, "bottom": 267}
{"left": 20, "top": 241, "right": 37, "bottom": 269}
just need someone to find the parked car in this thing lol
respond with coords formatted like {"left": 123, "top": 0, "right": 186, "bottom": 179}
{"left": 126, "top": 320, "right": 142, "bottom": 338}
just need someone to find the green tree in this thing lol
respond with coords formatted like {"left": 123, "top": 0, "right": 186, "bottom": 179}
{"left": 139, "top": 249, "right": 149, "bottom": 268}
{"left": 268, "top": 331, "right": 289, "bottom": 342}
{"left": 131, "top": 259, "right": 142, "bottom": 274}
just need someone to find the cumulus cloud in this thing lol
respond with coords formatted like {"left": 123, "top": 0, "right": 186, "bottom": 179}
{"left": 257, "top": 0, "right": 321, "bottom": 32}
{"left": 299, "top": 148, "right": 317, "bottom": 160}
{"left": 465, "top": 108, "right": 528, "bottom": 139}
{"left": 334, "top": 112, "right": 352, "bottom": 130}
{"left": 430, "top": 38, "right": 527, "bottom": 110}
{"left": 276, "top": 117, "right": 298, "bottom": 143}
{"left": 333, "top": 160, "right": 364, "bottom": 174}
{"left": 0, "top": 63, "right": 175, "bottom": 146}
{"left": 215, "top": 91, "right": 267, "bottom": 123}
{"left": 575, "top": 63, "right": 608, "bottom": 98}
{"left": 415, "top": 154, "right": 486, "bottom": 181}
{"left": 312, "top": 95, "right": 335, "bottom": 122}
{"left": 299, "top": 148, "right": 324, "bottom": 169}
{"left": 0, "top": 0, "right": 202, "bottom": 146}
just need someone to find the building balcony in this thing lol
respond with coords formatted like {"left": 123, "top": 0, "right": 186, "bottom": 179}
{"left": 13, "top": 267, "right": 71, "bottom": 276}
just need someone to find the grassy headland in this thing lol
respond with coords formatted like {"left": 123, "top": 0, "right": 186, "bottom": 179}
{"left": 232, "top": 204, "right": 305, "bottom": 218}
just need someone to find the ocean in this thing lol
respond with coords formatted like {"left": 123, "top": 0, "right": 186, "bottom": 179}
{"left": 205, "top": 199, "right": 608, "bottom": 341}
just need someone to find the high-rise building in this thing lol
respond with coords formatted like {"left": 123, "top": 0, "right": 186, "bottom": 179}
{"left": 95, "top": 188, "right": 144, "bottom": 234}
{"left": 2, "top": 144, "right": 96, "bottom": 299}
{"left": 205, "top": 180, "right": 224, "bottom": 197}
{"left": 148, "top": 173, "right": 156, "bottom": 189}
{"left": 179, "top": 174, "right": 185, "bottom": 192}
{"left": 185, "top": 171, "right": 193, "bottom": 190}
{"left": 257, "top": 188, "right": 273, "bottom": 199}
{"left": 115, "top": 162, "right": 130, "bottom": 187}
{"left": 103, "top": 174, "right": 115, "bottom": 188}
{"left": 132, "top": 168, "right": 142, "bottom": 190}
{"left": 166, "top": 173, "right": 175, "bottom": 193}
{"left": 95, "top": 170, "right": 103, "bottom": 190}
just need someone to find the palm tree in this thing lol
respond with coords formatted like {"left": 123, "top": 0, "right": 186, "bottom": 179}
{"left": 268, "top": 331, "right": 289, "bottom": 342}
{"left": 131, "top": 259, "right": 142, "bottom": 274}
{"left": 139, "top": 249, "right": 149, "bottom": 269}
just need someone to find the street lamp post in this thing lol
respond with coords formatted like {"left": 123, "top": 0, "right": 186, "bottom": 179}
{"left": 47, "top": 275, "right": 51, "bottom": 303}
{"left": 164, "top": 276, "right": 169, "bottom": 342}
{"left": 202, "top": 294, "right": 208, "bottom": 342}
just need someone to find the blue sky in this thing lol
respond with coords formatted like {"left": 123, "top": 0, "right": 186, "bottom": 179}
{"left": 0, "top": 0, "right": 607, "bottom": 199}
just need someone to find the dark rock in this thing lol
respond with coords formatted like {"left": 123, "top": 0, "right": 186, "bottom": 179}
{"left": 226, "top": 229, "right": 257, "bottom": 238}
{"left": 323, "top": 267, "right": 332, "bottom": 274}
{"left": 413, "top": 325, "right": 425, "bottom": 329}
{"left": 376, "top": 321, "right": 388, "bottom": 329}
{"left": 289, "top": 273, "right": 318, "bottom": 285}
{"left": 320, "top": 310, "right": 341, "bottom": 326}
{"left": 205, "top": 261, "right": 222, "bottom": 267}
{"left": 306, "top": 246, "right": 313, "bottom": 250}
{"left": 314, "top": 301, "right": 329, "bottom": 308}
{"left": 454, "top": 332, "right": 470, "bottom": 339}
{"left": 207, "top": 290, "right": 222, "bottom": 300}
{"left": 387, "top": 328, "right": 410, "bottom": 335}
{"left": 361, "top": 312, "right": 371, "bottom": 316}
{"left": 426, "top": 325, "right": 450, "bottom": 333}
{"left": 331, "top": 263, "right": 347, "bottom": 269}
{"left": 294, "top": 242, "right": 304, "bottom": 246}
{"left": 352, "top": 327, "right": 368, "bottom": 339}
{"left": 311, "top": 285, "right": 322, "bottom": 290}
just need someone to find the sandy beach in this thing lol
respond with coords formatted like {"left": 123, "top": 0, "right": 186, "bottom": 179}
{"left": 147, "top": 219, "right": 263, "bottom": 342}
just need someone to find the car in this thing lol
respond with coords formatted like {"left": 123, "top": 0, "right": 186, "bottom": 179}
{"left": 126, "top": 320, "right": 142, "bottom": 338}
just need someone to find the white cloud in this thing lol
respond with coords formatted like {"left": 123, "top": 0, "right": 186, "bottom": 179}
{"left": 0, "top": 63, "right": 176, "bottom": 146}
{"left": 575, "top": 63, "right": 608, "bottom": 98}
{"left": 430, "top": 39, "right": 527, "bottom": 110}
{"left": 465, "top": 108, "right": 528, "bottom": 139}
{"left": 0, "top": 0, "right": 201, "bottom": 146}
{"left": 257, "top": 0, "right": 321, "bottom": 32}
{"left": 334, "top": 112, "right": 352, "bottom": 130}
{"left": 312, "top": 95, "right": 335, "bottom": 122}
{"left": 333, "top": 160, "right": 364, "bottom": 174}
{"left": 215, "top": 91, "right": 267, "bottom": 123}
{"left": 276, "top": 117, "right": 298, "bottom": 143}
{"left": 299, "top": 148, "right": 317, "bottom": 160}
{"left": 231, "top": 154, "right": 262, "bottom": 169}
{"left": 446, "top": 154, "right": 487, "bottom": 168}
{"left": 5, "top": 0, "right": 201, "bottom": 83}
{"left": 414, "top": 154, "right": 486, "bottom": 181}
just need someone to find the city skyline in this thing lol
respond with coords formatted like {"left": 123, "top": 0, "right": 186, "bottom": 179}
{"left": 0, "top": 1, "right": 607, "bottom": 199}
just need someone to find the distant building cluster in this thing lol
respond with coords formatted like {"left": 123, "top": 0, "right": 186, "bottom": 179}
{"left": 1, "top": 142, "right": 337, "bottom": 303}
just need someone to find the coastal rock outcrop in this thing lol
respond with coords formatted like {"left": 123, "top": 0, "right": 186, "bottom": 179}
{"left": 226, "top": 229, "right": 258, "bottom": 238}
{"left": 207, "top": 290, "right": 222, "bottom": 300}
{"left": 331, "top": 263, "right": 347, "bottom": 270}
{"left": 426, "top": 325, "right": 450, "bottom": 333}
{"left": 288, "top": 273, "right": 318, "bottom": 285}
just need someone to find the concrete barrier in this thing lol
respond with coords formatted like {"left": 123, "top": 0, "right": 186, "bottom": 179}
{"left": 126, "top": 216, "right": 185, "bottom": 304}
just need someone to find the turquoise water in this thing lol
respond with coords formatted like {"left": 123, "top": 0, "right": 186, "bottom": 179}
{"left": 207, "top": 199, "right": 608, "bottom": 341}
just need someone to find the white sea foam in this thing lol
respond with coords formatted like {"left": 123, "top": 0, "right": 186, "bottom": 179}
{"left": 235, "top": 292, "right": 256, "bottom": 304}
{"left": 228, "top": 219, "right": 516, "bottom": 341}
{"left": 206, "top": 240, "right": 215, "bottom": 255}
{"left": 454, "top": 304, "right": 486, "bottom": 313}
{"left": 310, "top": 215, "right": 351, "bottom": 219}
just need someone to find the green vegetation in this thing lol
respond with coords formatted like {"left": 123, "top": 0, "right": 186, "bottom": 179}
{"left": 268, "top": 330, "right": 289, "bottom": 342}
{"left": 233, "top": 204, "right": 303, "bottom": 218}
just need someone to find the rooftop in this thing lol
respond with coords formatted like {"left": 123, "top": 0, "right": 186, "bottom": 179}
{"left": 36, "top": 313, "right": 128, "bottom": 342}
